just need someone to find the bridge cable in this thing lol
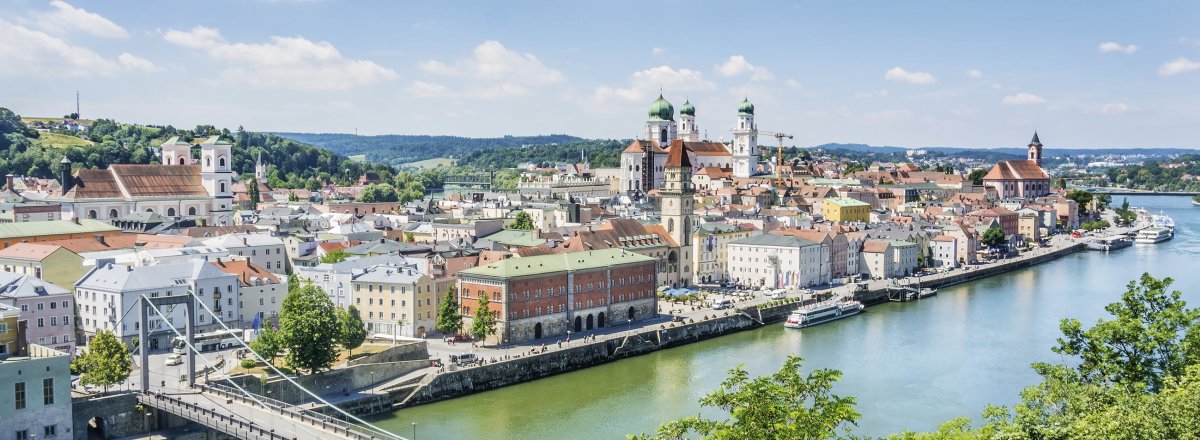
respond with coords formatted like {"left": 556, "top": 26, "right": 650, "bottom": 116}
{"left": 186, "top": 289, "right": 406, "bottom": 440}
{"left": 139, "top": 295, "right": 329, "bottom": 440}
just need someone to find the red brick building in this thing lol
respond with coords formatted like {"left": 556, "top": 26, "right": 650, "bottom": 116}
{"left": 457, "top": 248, "right": 657, "bottom": 344}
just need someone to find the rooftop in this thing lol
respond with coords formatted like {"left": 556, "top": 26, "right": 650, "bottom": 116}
{"left": 461, "top": 248, "right": 653, "bottom": 279}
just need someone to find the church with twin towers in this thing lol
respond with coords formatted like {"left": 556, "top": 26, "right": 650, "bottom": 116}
{"left": 619, "top": 95, "right": 761, "bottom": 195}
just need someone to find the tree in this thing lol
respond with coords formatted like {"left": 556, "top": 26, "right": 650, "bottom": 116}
{"left": 1052, "top": 273, "right": 1200, "bottom": 393}
{"left": 470, "top": 294, "right": 497, "bottom": 344}
{"left": 630, "top": 356, "right": 859, "bottom": 440}
{"left": 436, "top": 285, "right": 463, "bottom": 336}
{"left": 357, "top": 183, "right": 400, "bottom": 203}
{"left": 278, "top": 281, "right": 340, "bottom": 374}
{"left": 404, "top": 231, "right": 416, "bottom": 243}
{"left": 250, "top": 326, "right": 282, "bottom": 366}
{"left": 1065, "top": 190, "right": 1095, "bottom": 213}
{"left": 511, "top": 211, "right": 534, "bottom": 230}
{"left": 320, "top": 248, "right": 348, "bottom": 264}
{"left": 337, "top": 305, "right": 368, "bottom": 358}
{"left": 967, "top": 168, "right": 988, "bottom": 186}
{"left": 981, "top": 227, "right": 1006, "bottom": 251}
{"left": 72, "top": 330, "right": 132, "bottom": 393}
{"left": 247, "top": 177, "right": 260, "bottom": 211}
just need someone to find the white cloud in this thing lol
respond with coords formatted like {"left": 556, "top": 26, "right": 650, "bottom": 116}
{"left": 785, "top": 79, "right": 802, "bottom": 90}
{"left": 966, "top": 69, "right": 983, "bottom": 79}
{"left": 27, "top": 0, "right": 128, "bottom": 38}
{"left": 715, "top": 55, "right": 774, "bottom": 81}
{"left": 1098, "top": 41, "right": 1138, "bottom": 54}
{"left": 405, "top": 80, "right": 448, "bottom": 97}
{"left": 117, "top": 52, "right": 158, "bottom": 72}
{"left": 1158, "top": 57, "right": 1200, "bottom": 76}
{"left": 1002, "top": 92, "right": 1046, "bottom": 105}
{"left": 419, "top": 40, "right": 563, "bottom": 84}
{"left": 0, "top": 18, "right": 155, "bottom": 77}
{"left": 651, "top": 47, "right": 665, "bottom": 56}
{"left": 862, "top": 109, "right": 914, "bottom": 122}
{"left": 1099, "top": 103, "right": 1130, "bottom": 115}
{"left": 592, "top": 65, "right": 715, "bottom": 104}
{"left": 163, "top": 26, "right": 396, "bottom": 90}
{"left": 884, "top": 67, "right": 937, "bottom": 85}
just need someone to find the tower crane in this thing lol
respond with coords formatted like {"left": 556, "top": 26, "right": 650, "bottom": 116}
{"left": 756, "top": 131, "right": 793, "bottom": 188}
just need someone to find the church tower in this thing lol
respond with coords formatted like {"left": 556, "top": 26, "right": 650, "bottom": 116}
{"left": 1027, "top": 131, "right": 1043, "bottom": 166}
{"left": 254, "top": 151, "right": 266, "bottom": 180}
{"left": 661, "top": 143, "right": 694, "bottom": 287}
{"left": 160, "top": 137, "right": 193, "bottom": 165}
{"left": 731, "top": 98, "right": 758, "bottom": 178}
{"left": 645, "top": 94, "right": 677, "bottom": 146}
{"left": 199, "top": 136, "right": 234, "bottom": 225}
{"left": 677, "top": 100, "right": 699, "bottom": 142}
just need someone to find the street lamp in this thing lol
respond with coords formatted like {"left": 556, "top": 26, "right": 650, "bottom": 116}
{"left": 627, "top": 318, "right": 632, "bottom": 338}
{"left": 412, "top": 422, "right": 417, "bottom": 440}
{"left": 566, "top": 330, "right": 571, "bottom": 346}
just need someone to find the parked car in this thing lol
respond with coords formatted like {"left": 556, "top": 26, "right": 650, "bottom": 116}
{"left": 165, "top": 353, "right": 183, "bottom": 366}
{"left": 450, "top": 353, "right": 478, "bottom": 366}
{"left": 711, "top": 299, "right": 733, "bottom": 310}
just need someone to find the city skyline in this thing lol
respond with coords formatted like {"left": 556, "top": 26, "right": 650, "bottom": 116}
{"left": 2, "top": 1, "right": 1200, "bottom": 149}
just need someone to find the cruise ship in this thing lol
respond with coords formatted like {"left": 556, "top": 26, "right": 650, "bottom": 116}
{"left": 1086, "top": 234, "right": 1133, "bottom": 251}
{"left": 1135, "top": 227, "right": 1173, "bottom": 244}
{"left": 783, "top": 300, "right": 864, "bottom": 329}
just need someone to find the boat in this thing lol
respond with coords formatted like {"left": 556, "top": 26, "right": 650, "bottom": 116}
{"left": 1086, "top": 234, "right": 1133, "bottom": 251}
{"left": 1152, "top": 213, "right": 1175, "bottom": 230}
{"left": 917, "top": 287, "right": 938, "bottom": 299}
{"left": 1193, "top": 195, "right": 1200, "bottom": 206}
{"left": 1134, "top": 227, "right": 1173, "bottom": 244}
{"left": 783, "top": 300, "right": 864, "bottom": 328}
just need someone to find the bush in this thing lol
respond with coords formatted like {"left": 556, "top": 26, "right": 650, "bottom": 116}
{"left": 240, "top": 359, "right": 258, "bottom": 369}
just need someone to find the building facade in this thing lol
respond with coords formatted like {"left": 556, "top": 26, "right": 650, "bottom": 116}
{"left": 727, "top": 234, "right": 830, "bottom": 288}
{"left": 0, "top": 344, "right": 72, "bottom": 440}
{"left": 691, "top": 223, "right": 754, "bottom": 284}
{"left": 0, "top": 273, "right": 75, "bottom": 355}
{"left": 351, "top": 264, "right": 437, "bottom": 338}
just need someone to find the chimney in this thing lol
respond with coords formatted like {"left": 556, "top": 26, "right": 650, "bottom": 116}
{"left": 95, "top": 234, "right": 105, "bottom": 246}
{"left": 59, "top": 157, "right": 72, "bottom": 195}
{"left": 4, "top": 174, "right": 11, "bottom": 191}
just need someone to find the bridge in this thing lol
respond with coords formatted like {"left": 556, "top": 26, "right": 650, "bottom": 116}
{"left": 1076, "top": 186, "right": 1200, "bottom": 196}
{"left": 444, "top": 172, "right": 493, "bottom": 188}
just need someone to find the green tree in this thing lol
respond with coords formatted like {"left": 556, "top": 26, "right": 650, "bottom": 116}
{"left": 1065, "top": 190, "right": 1095, "bottom": 213}
{"left": 1052, "top": 273, "right": 1200, "bottom": 392}
{"left": 337, "top": 305, "right": 368, "bottom": 358}
{"left": 357, "top": 183, "right": 400, "bottom": 203}
{"left": 71, "top": 330, "right": 132, "bottom": 393}
{"left": 470, "top": 294, "right": 497, "bottom": 344}
{"left": 250, "top": 325, "right": 283, "bottom": 366}
{"left": 404, "top": 231, "right": 416, "bottom": 243}
{"left": 511, "top": 211, "right": 535, "bottom": 230}
{"left": 247, "top": 177, "right": 260, "bottom": 211}
{"left": 436, "top": 285, "right": 462, "bottom": 336}
{"left": 630, "top": 356, "right": 859, "bottom": 440}
{"left": 980, "top": 226, "right": 1006, "bottom": 251}
{"left": 320, "top": 248, "right": 348, "bottom": 264}
{"left": 278, "top": 281, "right": 340, "bottom": 374}
{"left": 967, "top": 168, "right": 988, "bottom": 186}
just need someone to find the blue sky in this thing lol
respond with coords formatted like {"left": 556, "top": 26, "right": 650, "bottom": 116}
{"left": 2, "top": 1, "right": 1199, "bottom": 149}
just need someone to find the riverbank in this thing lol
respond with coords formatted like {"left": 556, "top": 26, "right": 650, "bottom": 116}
{"left": 323, "top": 238, "right": 1086, "bottom": 416}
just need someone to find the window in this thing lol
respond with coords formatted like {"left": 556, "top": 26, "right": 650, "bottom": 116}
{"left": 36, "top": 303, "right": 43, "bottom": 310}
{"left": 37, "top": 318, "right": 44, "bottom": 328}
{"left": 43, "top": 378, "right": 54, "bottom": 405}
{"left": 15, "top": 430, "right": 27, "bottom": 440}
{"left": 44, "top": 425, "right": 57, "bottom": 437}
{"left": 14, "top": 381, "right": 25, "bottom": 410}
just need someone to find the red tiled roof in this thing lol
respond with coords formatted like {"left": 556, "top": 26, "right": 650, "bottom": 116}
{"left": 212, "top": 259, "right": 280, "bottom": 287}
{"left": 983, "top": 160, "right": 1049, "bottom": 181}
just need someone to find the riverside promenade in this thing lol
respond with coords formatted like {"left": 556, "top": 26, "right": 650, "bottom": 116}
{"left": 316, "top": 233, "right": 1087, "bottom": 416}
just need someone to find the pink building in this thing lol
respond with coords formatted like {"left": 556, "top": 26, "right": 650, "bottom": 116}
{"left": 0, "top": 272, "right": 75, "bottom": 356}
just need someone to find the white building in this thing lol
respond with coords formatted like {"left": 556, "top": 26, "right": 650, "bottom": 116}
{"left": 47, "top": 136, "right": 236, "bottom": 226}
{"left": 74, "top": 261, "right": 241, "bottom": 349}
{"left": 931, "top": 235, "right": 959, "bottom": 268}
{"left": 211, "top": 259, "right": 283, "bottom": 328}
{"left": 691, "top": 223, "right": 755, "bottom": 284}
{"left": 294, "top": 255, "right": 424, "bottom": 309}
{"left": 727, "top": 233, "right": 830, "bottom": 289}
{"left": 202, "top": 233, "right": 289, "bottom": 275}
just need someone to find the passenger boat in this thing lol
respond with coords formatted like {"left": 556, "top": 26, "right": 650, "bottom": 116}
{"left": 1152, "top": 213, "right": 1175, "bottom": 230}
{"left": 1086, "top": 234, "right": 1133, "bottom": 251}
{"left": 1134, "top": 227, "right": 1173, "bottom": 244}
{"left": 783, "top": 300, "right": 864, "bottom": 328}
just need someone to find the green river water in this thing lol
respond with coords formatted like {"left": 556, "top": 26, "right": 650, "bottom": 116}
{"left": 371, "top": 195, "right": 1200, "bottom": 439}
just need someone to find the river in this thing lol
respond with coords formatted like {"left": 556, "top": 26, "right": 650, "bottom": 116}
{"left": 370, "top": 195, "right": 1200, "bottom": 439}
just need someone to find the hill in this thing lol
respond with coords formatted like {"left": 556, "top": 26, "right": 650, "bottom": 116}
{"left": 272, "top": 133, "right": 583, "bottom": 165}
{"left": 0, "top": 107, "right": 389, "bottom": 190}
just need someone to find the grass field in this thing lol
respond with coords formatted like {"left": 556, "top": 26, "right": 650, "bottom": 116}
{"left": 399, "top": 157, "right": 457, "bottom": 169}
{"left": 36, "top": 132, "right": 94, "bottom": 148}
{"left": 21, "top": 116, "right": 96, "bottom": 125}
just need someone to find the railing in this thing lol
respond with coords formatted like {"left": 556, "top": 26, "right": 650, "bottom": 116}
{"left": 141, "top": 391, "right": 292, "bottom": 440}
{"left": 201, "top": 383, "right": 392, "bottom": 440}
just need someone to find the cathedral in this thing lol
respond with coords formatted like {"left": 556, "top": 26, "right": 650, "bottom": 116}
{"left": 619, "top": 95, "right": 759, "bottom": 194}
{"left": 48, "top": 136, "right": 236, "bottom": 226}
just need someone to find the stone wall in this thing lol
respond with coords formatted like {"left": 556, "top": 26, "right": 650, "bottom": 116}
{"left": 347, "top": 341, "right": 429, "bottom": 366}
{"left": 224, "top": 359, "right": 433, "bottom": 405}
{"left": 72, "top": 393, "right": 142, "bottom": 440}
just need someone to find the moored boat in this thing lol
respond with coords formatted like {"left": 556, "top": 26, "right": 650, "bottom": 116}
{"left": 783, "top": 300, "right": 864, "bottom": 328}
{"left": 1086, "top": 234, "right": 1133, "bottom": 251}
{"left": 1134, "top": 227, "right": 1173, "bottom": 244}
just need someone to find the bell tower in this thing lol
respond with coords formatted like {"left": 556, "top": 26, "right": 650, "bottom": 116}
{"left": 661, "top": 144, "right": 694, "bottom": 287}
{"left": 731, "top": 98, "right": 758, "bottom": 178}
{"left": 1027, "top": 131, "right": 1043, "bottom": 166}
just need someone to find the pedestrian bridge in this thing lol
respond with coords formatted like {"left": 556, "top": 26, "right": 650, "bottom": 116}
{"left": 139, "top": 384, "right": 400, "bottom": 440}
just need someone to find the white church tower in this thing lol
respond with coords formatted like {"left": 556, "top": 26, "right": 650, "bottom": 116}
{"left": 255, "top": 151, "right": 266, "bottom": 180}
{"left": 199, "top": 136, "right": 235, "bottom": 225}
{"left": 644, "top": 94, "right": 677, "bottom": 145}
{"left": 160, "top": 137, "right": 193, "bottom": 165}
{"left": 731, "top": 98, "right": 758, "bottom": 178}
{"left": 677, "top": 100, "right": 699, "bottom": 142}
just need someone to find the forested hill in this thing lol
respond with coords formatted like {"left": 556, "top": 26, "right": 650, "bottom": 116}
{"left": 272, "top": 132, "right": 583, "bottom": 165}
{"left": 0, "top": 107, "right": 392, "bottom": 190}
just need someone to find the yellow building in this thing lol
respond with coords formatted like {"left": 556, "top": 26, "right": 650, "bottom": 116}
{"left": 350, "top": 264, "right": 437, "bottom": 338}
{"left": 0, "top": 303, "right": 20, "bottom": 358}
{"left": 0, "top": 243, "right": 84, "bottom": 292}
{"left": 823, "top": 197, "right": 871, "bottom": 223}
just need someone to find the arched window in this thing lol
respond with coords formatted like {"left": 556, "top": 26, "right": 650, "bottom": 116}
{"left": 205, "top": 156, "right": 211, "bottom": 167}
{"left": 86, "top": 210, "right": 97, "bottom": 219}
{"left": 667, "top": 218, "right": 674, "bottom": 233}
{"left": 108, "top": 209, "right": 118, "bottom": 218}
{"left": 167, "top": 208, "right": 176, "bottom": 217}
{"left": 218, "top": 157, "right": 226, "bottom": 168}
{"left": 188, "top": 207, "right": 197, "bottom": 216}
{"left": 660, "top": 128, "right": 667, "bottom": 143}
{"left": 178, "top": 157, "right": 185, "bottom": 165}
{"left": 145, "top": 208, "right": 154, "bottom": 213}
{"left": 219, "top": 182, "right": 226, "bottom": 193}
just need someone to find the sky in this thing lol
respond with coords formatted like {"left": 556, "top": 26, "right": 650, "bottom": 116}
{"left": 2, "top": 1, "right": 1200, "bottom": 149}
